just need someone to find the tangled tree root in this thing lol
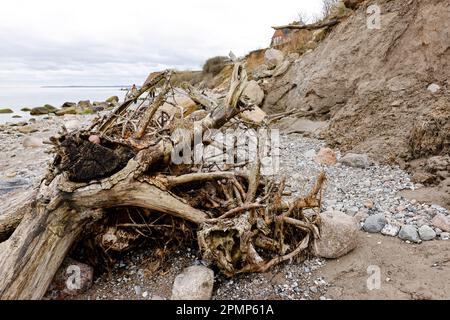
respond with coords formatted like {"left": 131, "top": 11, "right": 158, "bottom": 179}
{"left": 0, "top": 62, "right": 325, "bottom": 299}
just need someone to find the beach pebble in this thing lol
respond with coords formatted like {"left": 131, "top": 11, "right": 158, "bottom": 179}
{"left": 418, "top": 225, "right": 436, "bottom": 241}
{"left": 22, "top": 136, "right": 43, "bottom": 148}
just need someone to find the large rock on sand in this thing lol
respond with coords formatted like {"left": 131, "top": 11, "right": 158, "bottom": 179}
{"left": 312, "top": 210, "right": 358, "bottom": 259}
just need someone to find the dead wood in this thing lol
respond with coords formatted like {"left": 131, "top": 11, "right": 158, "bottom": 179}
{"left": 0, "top": 189, "right": 36, "bottom": 242}
{"left": 272, "top": 19, "right": 340, "bottom": 31}
{"left": 182, "top": 83, "right": 218, "bottom": 111}
{"left": 0, "top": 61, "right": 326, "bottom": 299}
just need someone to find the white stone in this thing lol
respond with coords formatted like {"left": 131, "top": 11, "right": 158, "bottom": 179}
{"left": 171, "top": 266, "right": 214, "bottom": 300}
{"left": 418, "top": 225, "right": 436, "bottom": 241}
{"left": 381, "top": 224, "right": 400, "bottom": 237}
{"left": 427, "top": 83, "right": 440, "bottom": 93}
{"left": 64, "top": 119, "right": 82, "bottom": 132}
{"left": 22, "top": 136, "right": 43, "bottom": 148}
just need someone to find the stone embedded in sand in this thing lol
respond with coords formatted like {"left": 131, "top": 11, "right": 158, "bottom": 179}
{"left": 314, "top": 147, "right": 337, "bottom": 165}
{"left": 312, "top": 210, "right": 358, "bottom": 259}
{"left": 427, "top": 83, "right": 441, "bottom": 93}
{"left": 339, "top": 153, "right": 370, "bottom": 169}
{"left": 171, "top": 266, "right": 214, "bottom": 300}
{"left": 363, "top": 199, "right": 374, "bottom": 209}
{"left": 418, "top": 225, "right": 436, "bottom": 241}
{"left": 17, "top": 125, "right": 38, "bottom": 134}
{"left": 399, "top": 225, "right": 421, "bottom": 243}
{"left": 64, "top": 119, "right": 82, "bottom": 132}
{"left": 22, "top": 136, "right": 43, "bottom": 148}
{"left": 431, "top": 213, "right": 450, "bottom": 232}
{"left": 363, "top": 214, "right": 387, "bottom": 233}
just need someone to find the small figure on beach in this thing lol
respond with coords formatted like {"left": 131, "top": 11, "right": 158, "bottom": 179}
{"left": 126, "top": 84, "right": 139, "bottom": 101}
{"left": 149, "top": 88, "right": 156, "bottom": 100}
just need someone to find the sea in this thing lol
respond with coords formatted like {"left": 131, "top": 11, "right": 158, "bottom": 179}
{"left": 0, "top": 86, "right": 128, "bottom": 124}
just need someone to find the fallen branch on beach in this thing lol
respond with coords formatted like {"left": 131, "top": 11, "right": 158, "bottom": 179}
{"left": 272, "top": 19, "right": 341, "bottom": 31}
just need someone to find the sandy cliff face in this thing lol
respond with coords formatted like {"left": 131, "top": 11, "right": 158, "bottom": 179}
{"left": 263, "top": 0, "right": 450, "bottom": 167}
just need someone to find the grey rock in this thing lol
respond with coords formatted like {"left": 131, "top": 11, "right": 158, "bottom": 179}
{"left": 272, "top": 60, "right": 291, "bottom": 77}
{"left": 253, "top": 64, "right": 274, "bottom": 80}
{"left": 363, "top": 214, "right": 387, "bottom": 233}
{"left": 418, "top": 225, "right": 436, "bottom": 241}
{"left": 61, "top": 102, "right": 76, "bottom": 109}
{"left": 287, "top": 52, "right": 300, "bottom": 62}
{"left": 241, "top": 80, "right": 265, "bottom": 106}
{"left": 339, "top": 153, "right": 370, "bottom": 169}
{"left": 171, "top": 266, "right": 214, "bottom": 300}
{"left": 264, "top": 48, "right": 285, "bottom": 70}
{"left": 399, "top": 225, "right": 421, "bottom": 243}
{"left": 30, "top": 105, "right": 59, "bottom": 115}
{"left": 346, "top": 206, "right": 359, "bottom": 216}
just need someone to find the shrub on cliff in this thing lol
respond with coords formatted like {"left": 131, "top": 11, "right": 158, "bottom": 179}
{"left": 202, "top": 56, "right": 230, "bottom": 76}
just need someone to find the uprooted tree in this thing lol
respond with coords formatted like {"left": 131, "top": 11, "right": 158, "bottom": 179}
{"left": 0, "top": 62, "right": 325, "bottom": 299}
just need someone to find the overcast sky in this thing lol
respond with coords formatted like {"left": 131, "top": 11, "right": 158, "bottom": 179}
{"left": 0, "top": 0, "right": 322, "bottom": 86}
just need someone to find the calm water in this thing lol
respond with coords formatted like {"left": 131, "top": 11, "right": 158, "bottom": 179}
{"left": 0, "top": 86, "right": 127, "bottom": 123}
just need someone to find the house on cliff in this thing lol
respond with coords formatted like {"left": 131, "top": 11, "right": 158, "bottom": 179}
{"left": 271, "top": 28, "right": 292, "bottom": 47}
{"left": 270, "top": 22, "right": 312, "bottom": 50}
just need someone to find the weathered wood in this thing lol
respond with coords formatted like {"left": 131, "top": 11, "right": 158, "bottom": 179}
{"left": 0, "top": 60, "right": 324, "bottom": 300}
{"left": 182, "top": 84, "right": 218, "bottom": 111}
{"left": 134, "top": 84, "right": 170, "bottom": 139}
{"left": 99, "top": 71, "right": 168, "bottom": 133}
{"left": 0, "top": 189, "right": 36, "bottom": 242}
{"left": 0, "top": 203, "right": 93, "bottom": 299}
{"left": 272, "top": 19, "right": 340, "bottom": 30}
{"left": 0, "top": 163, "right": 209, "bottom": 299}
{"left": 225, "top": 63, "right": 248, "bottom": 110}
